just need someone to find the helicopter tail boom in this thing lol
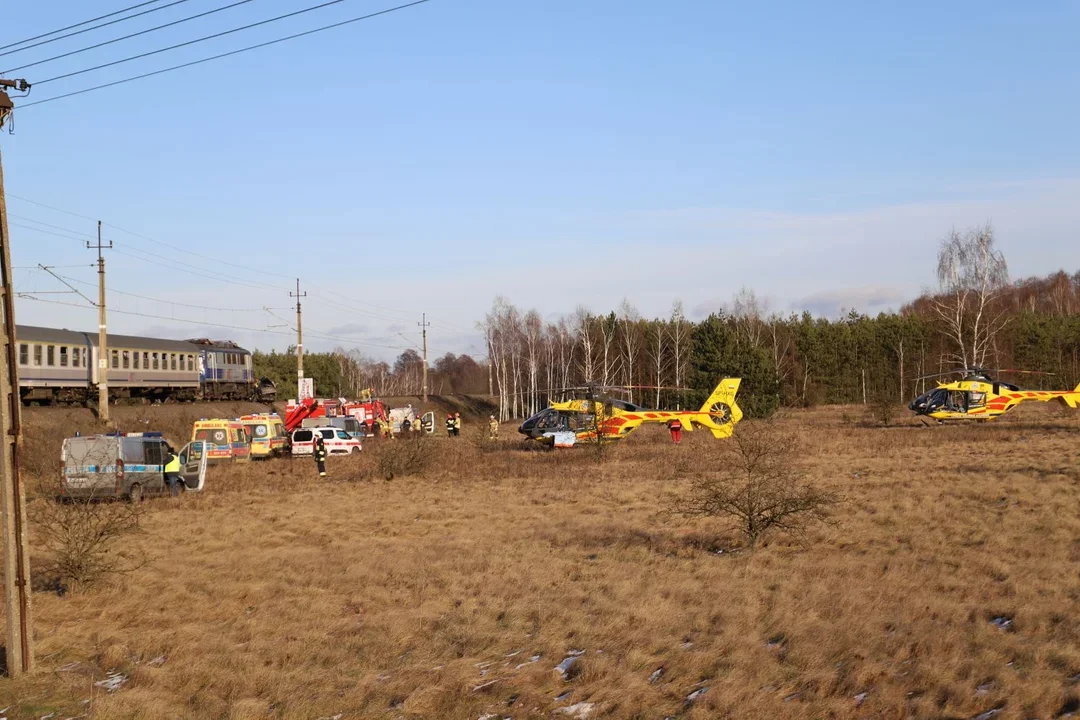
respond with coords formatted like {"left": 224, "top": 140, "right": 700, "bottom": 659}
{"left": 692, "top": 378, "right": 744, "bottom": 438}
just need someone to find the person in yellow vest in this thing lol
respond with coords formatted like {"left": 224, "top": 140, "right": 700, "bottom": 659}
{"left": 382, "top": 416, "right": 393, "bottom": 440}
{"left": 488, "top": 414, "right": 499, "bottom": 440}
{"left": 453, "top": 412, "right": 462, "bottom": 437}
{"left": 164, "top": 443, "right": 183, "bottom": 496}
{"left": 412, "top": 415, "right": 422, "bottom": 433}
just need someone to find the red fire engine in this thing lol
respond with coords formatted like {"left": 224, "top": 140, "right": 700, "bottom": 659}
{"left": 285, "top": 394, "right": 389, "bottom": 436}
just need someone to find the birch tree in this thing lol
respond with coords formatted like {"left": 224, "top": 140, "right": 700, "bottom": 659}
{"left": 932, "top": 223, "right": 1009, "bottom": 368}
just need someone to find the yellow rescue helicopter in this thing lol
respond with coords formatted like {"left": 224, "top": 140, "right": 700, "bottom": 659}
{"left": 518, "top": 379, "right": 743, "bottom": 446}
{"left": 908, "top": 368, "right": 1080, "bottom": 422}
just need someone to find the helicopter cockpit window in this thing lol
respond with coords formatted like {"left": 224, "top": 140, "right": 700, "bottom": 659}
{"left": 536, "top": 410, "right": 564, "bottom": 430}
{"left": 968, "top": 391, "right": 986, "bottom": 408}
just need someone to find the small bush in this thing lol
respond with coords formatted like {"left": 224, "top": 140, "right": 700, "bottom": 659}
{"left": 30, "top": 488, "right": 147, "bottom": 591}
{"left": 375, "top": 433, "right": 436, "bottom": 481}
{"left": 668, "top": 419, "right": 840, "bottom": 548}
{"left": 869, "top": 386, "right": 898, "bottom": 426}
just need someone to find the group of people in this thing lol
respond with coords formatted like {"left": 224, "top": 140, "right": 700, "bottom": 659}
{"left": 445, "top": 412, "right": 462, "bottom": 437}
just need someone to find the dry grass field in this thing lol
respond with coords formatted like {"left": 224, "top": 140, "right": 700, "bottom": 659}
{"left": 2, "top": 402, "right": 1080, "bottom": 719}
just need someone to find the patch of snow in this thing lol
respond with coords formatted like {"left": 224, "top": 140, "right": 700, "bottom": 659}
{"left": 554, "top": 655, "right": 581, "bottom": 679}
{"left": 686, "top": 687, "right": 708, "bottom": 702}
{"left": 93, "top": 673, "right": 128, "bottom": 693}
{"left": 556, "top": 702, "right": 595, "bottom": 719}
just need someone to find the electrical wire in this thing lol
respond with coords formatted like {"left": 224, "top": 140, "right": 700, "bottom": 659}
{"left": 4, "top": 0, "right": 260, "bottom": 74}
{"left": 20, "top": 0, "right": 433, "bottom": 106}
{"left": 54, "top": 271, "right": 268, "bottom": 313}
{"left": 0, "top": 0, "right": 171, "bottom": 53}
{"left": 36, "top": 0, "right": 360, "bottom": 85}
{"left": 9, "top": 196, "right": 296, "bottom": 285}
{"left": 17, "top": 294, "right": 413, "bottom": 350}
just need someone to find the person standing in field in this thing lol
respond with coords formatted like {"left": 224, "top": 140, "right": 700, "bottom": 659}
{"left": 314, "top": 434, "right": 328, "bottom": 477}
{"left": 453, "top": 412, "right": 462, "bottom": 437}
{"left": 667, "top": 418, "right": 683, "bottom": 445}
{"left": 412, "top": 415, "right": 422, "bottom": 433}
{"left": 488, "top": 414, "right": 499, "bottom": 440}
{"left": 446, "top": 413, "right": 455, "bottom": 438}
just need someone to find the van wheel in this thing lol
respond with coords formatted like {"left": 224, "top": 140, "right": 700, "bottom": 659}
{"left": 351, "top": 447, "right": 361, "bottom": 455}
{"left": 128, "top": 483, "right": 143, "bottom": 503}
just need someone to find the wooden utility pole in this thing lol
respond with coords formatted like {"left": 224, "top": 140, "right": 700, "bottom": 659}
{"left": 0, "top": 78, "right": 35, "bottom": 677}
{"left": 290, "top": 279, "right": 306, "bottom": 399}
{"left": 419, "top": 313, "right": 429, "bottom": 402}
{"left": 89, "top": 221, "right": 111, "bottom": 422}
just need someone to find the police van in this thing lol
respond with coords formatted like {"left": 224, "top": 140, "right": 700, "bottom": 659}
{"left": 61, "top": 432, "right": 208, "bottom": 502}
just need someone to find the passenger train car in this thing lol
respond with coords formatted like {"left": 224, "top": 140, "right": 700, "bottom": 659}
{"left": 15, "top": 325, "right": 273, "bottom": 404}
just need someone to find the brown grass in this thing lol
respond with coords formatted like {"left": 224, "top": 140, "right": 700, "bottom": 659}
{"left": 2, "top": 403, "right": 1080, "bottom": 718}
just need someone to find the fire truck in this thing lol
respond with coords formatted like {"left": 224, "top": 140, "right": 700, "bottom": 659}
{"left": 285, "top": 394, "right": 389, "bottom": 436}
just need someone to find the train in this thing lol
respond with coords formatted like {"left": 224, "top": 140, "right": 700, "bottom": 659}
{"left": 15, "top": 325, "right": 276, "bottom": 405}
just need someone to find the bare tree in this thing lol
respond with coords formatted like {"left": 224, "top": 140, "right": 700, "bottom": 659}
{"left": 575, "top": 306, "right": 595, "bottom": 384}
{"left": 618, "top": 300, "right": 641, "bottom": 404}
{"left": 668, "top": 301, "right": 690, "bottom": 409}
{"left": 931, "top": 223, "right": 1009, "bottom": 368}
{"left": 669, "top": 420, "right": 839, "bottom": 548}
{"left": 731, "top": 287, "right": 767, "bottom": 349}
{"left": 647, "top": 319, "right": 670, "bottom": 408}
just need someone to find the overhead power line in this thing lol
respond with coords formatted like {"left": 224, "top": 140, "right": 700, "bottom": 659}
{"left": 4, "top": 0, "right": 259, "bottom": 74}
{"left": 0, "top": 0, "right": 170, "bottom": 53}
{"left": 36, "top": 0, "right": 361, "bottom": 85}
{"left": 21, "top": 0, "right": 433, "bottom": 107}
{"left": 0, "top": 0, "right": 198, "bottom": 59}
{"left": 17, "top": 294, "right": 413, "bottom": 350}
{"left": 8, "top": 195, "right": 295, "bottom": 285}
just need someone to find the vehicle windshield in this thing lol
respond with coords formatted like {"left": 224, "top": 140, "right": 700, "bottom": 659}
{"left": 336, "top": 430, "right": 350, "bottom": 440}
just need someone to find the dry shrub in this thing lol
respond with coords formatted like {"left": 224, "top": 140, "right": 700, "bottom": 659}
{"left": 669, "top": 419, "right": 839, "bottom": 548}
{"left": 30, "top": 488, "right": 147, "bottom": 591}
{"left": 374, "top": 433, "right": 437, "bottom": 481}
{"left": 869, "top": 386, "right": 899, "bottom": 426}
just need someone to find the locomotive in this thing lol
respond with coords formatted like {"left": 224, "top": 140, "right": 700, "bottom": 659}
{"left": 15, "top": 325, "right": 276, "bottom": 405}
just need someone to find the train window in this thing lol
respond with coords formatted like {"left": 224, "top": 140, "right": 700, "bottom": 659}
{"left": 122, "top": 351, "right": 130, "bottom": 369}
{"left": 18, "top": 344, "right": 27, "bottom": 366}
{"left": 133, "top": 352, "right": 140, "bottom": 370}
{"left": 110, "top": 350, "right": 119, "bottom": 369}
{"left": 72, "top": 347, "right": 80, "bottom": 367}
{"left": 171, "top": 354, "right": 177, "bottom": 371}
{"left": 143, "top": 352, "right": 149, "bottom": 369}
{"left": 188, "top": 354, "right": 195, "bottom": 372}
{"left": 46, "top": 345, "right": 55, "bottom": 366}
{"left": 32, "top": 345, "right": 41, "bottom": 367}
{"left": 152, "top": 353, "right": 159, "bottom": 370}
{"left": 59, "top": 347, "right": 69, "bottom": 367}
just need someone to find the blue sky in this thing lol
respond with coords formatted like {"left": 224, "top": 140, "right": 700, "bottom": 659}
{"left": 3, "top": 0, "right": 1079, "bottom": 360}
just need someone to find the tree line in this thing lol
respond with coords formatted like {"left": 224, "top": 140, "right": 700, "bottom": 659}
{"left": 257, "top": 224, "right": 1080, "bottom": 418}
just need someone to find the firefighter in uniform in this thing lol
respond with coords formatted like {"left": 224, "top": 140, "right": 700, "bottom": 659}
{"left": 412, "top": 415, "right": 422, "bottom": 433}
{"left": 446, "top": 413, "right": 455, "bottom": 438}
{"left": 488, "top": 415, "right": 499, "bottom": 440}
{"left": 314, "top": 434, "right": 328, "bottom": 477}
{"left": 453, "top": 412, "right": 462, "bottom": 437}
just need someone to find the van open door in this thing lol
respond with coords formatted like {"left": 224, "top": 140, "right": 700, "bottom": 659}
{"left": 178, "top": 440, "right": 209, "bottom": 491}
{"left": 421, "top": 411, "right": 435, "bottom": 434}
